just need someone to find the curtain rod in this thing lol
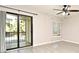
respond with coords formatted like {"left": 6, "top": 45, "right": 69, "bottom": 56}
{"left": 0, "top": 5, "right": 38, "bottom": 15}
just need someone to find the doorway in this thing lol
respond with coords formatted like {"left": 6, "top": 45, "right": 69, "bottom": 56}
{"left": 5, "top": 12, "right": 33, "bottom": 50}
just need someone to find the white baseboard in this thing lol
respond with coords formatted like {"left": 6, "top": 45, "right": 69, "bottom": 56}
{"left": 33, "top": 40, "right": 61, "bottom": 47}
{"left": 62, "top": 40, "right": 79, "bottom": 45}
{"left": 33, "top": 39, "right": 79, "bottom": 47}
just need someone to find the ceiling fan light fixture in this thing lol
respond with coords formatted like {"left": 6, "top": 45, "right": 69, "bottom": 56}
{"left": 62, "top": 12, "right": 70, "bottom": 16}
{"left": 62, "top": 12, "right": 65, "bottom": 15}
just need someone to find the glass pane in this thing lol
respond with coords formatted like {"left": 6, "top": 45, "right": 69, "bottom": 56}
{"left": 19, "top": 16, "right": 32, "bottom": 47}
{"left": 26, "top": 17, "right": 31, "bottom": 45}
{"left": 5, "top": 13, "right": 18, "bottom": 49}
{"left": 19, "top": 16, "right": 26, "bottom": 47}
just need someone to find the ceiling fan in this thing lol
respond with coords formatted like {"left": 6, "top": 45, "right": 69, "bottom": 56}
{"left": 53, "top": 5, "right": 79, "bottom": 15}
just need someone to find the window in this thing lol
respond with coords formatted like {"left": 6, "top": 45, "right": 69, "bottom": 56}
{"left": 5, "top": 12, "right": 33, "bottom": 50}
{"left": 53, "top": 22, "right": 60, "bottom": 36}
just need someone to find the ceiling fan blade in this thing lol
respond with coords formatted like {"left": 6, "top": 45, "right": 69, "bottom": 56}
{"left": 68, "top": 5, "right": 71, "bottom": 7}
{"left": 56, "top": 12, "right": 63, "bottom": 15}
{"left": 53, "top": 9, "right": 62, "bottom": 11}
{"left": 69, "top": 10, "right": 79, "bottom": 12}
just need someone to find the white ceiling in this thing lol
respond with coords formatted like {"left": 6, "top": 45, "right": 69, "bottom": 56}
{"left": 6, "top": 5, "right": 79, "bottom": 16}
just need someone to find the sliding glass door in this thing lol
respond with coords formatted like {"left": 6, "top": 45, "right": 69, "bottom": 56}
{"left": 5, "top": 12, "right": 33, "bottom": 50}
{"left": 5, "top": 13, "right": 18, "bottom": 49}
{"left": 19, "top": 16, "right": 32, "bottom": 47}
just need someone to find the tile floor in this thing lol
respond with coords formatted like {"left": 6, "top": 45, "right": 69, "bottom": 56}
{"left": 6, "top": 41, "right": 79, "bottom": 53}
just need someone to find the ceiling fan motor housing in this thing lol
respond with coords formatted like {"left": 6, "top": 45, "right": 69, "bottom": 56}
{"left": 64, "top": 5, "right": 67, "bottom": 7}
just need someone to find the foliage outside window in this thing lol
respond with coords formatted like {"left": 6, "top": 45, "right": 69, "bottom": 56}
{"left": 6, "top": 16, "right": 26, "bottom": 32}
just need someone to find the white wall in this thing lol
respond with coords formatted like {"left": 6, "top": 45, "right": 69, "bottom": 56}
{"left": 61, "top": 13, "right": 79, "bottom": 44}
{"left": 33, "top": 14, "right": 61, "bottom": 46}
